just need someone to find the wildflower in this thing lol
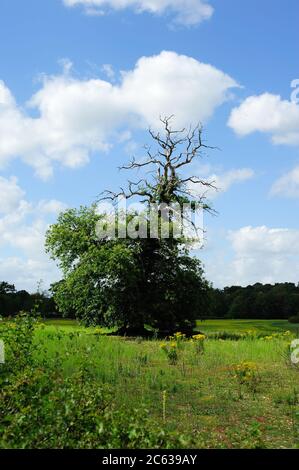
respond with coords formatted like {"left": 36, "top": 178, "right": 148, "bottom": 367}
{"left": 192, "top": 334, "right": 206, "bottom": 355}
{"left": 174, "top": 332, "right": 185, "bottom": 338}
{"left": 262, "top": 335, "right": 273, "bottom": 341}
{"left": 192, "top": 334, "right": 206, "bottom": 341}
{"left": 232, "top": 361, "right": 259, "bottom": 397}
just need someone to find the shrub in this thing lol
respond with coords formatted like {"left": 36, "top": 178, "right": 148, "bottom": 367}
{"left": 0, "top": 311, "right": 39, "bottom": 378}
{"left": 232, "top": 361, "right": 260, "bottom": 398}
{"left": 191, "top": 334, "right": 206, "bottom": 355}
{"left": 160, "top": 342, "right": 179, "bottom": 365}
{"left": 0, "top": 312, "right": 190, "bottom": 449}
{"left": 172, "top": 332, "right": 187, "bottom": 348}
{"left": 0, "top": 365, "right": 189, "bottom": 449}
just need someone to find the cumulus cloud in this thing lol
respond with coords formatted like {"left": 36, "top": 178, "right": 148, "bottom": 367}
{"left": 0, "top": 176, "right": 25, "bottom": 214}
{"left": 270, "top": 165, "right": 299, "bottom": 199}
{"left": 37, "top": 199, "right": 69, "bottom": 214}
{"left": 227, "top": 226, "right": 299, "bottom": 286}
{"left": 208, "top": 168, "right": 254, "bottom": 198}
{"left": 228, "top": 93, "right": 299, "bottom": 146}
{"left": 229, "top": 226, "right": 299, "bottom": 255}
{"left": 0, "top": 257, "right": 60, "bottom": 293}
{"left": 101, "top": 63, "right": 115, "bottom": 80}
{"left": 188, "top": 167, "right": 254, "bottom": 200}
{"left": 0, "top": 178, "right": 67, "bottom": 291}
{"left": 201, "top": 225, "right": 299, "bottom": 287}
{"left": 63, "top": 0, "right": 214, "bottom": 26}
{"left": 0, "top": 51, "right": 238, "bottom": 179}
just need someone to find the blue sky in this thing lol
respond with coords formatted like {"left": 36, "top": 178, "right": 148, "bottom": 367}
{"left": 0, "top": 0, "right": 299, "bottom": 291}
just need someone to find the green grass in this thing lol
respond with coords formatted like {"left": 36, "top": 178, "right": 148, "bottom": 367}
{"left": 196, "top": 319, "right": 299, "bottom": 335}
{"left": 3, "top": 317, "right": 298, "bottom": 335}
{"left": 31, "top": 321, "right": 299, "bottom": 449}
{"left": 2, "top": 318, "right": 299, "bottom": 448}
{"left": 39, "top": 317, "right": 299, "bottom": 337}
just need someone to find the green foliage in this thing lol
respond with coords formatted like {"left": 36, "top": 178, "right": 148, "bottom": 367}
{"left": 160, "top": 341, "right": 179, "bottom": 365}
{"left": 0, "top": 365, "right": 187, "bottom": 449}
{"left": 231, "top": 361, "right": 260, "bottom": 398}
{"left": 0, "top": 313, "right": 189, "bottom": 449}
{"left": 0, "top": 311, "right": 38, "bottom": 375}
{"left": 46, "top": 206, "right": 209, "bottom": 334}
{"left": 0, "top": 280, "right": 57, "bottom": 319}
{"left": 208, "top": 283, "right": 299, "bottom": 320}
{"left": 1, "top": 316, "right": 299, "bottom": 449}
{"left": 47, "top": 207, "right": 143, "bottom": 329}
{"left": 191, "top": 334, "right": 206, "bottom": 354}
{"left": 45, "top": 120, "right": 213, "bottom": 334}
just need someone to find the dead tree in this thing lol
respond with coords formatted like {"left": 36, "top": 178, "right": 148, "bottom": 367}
{"left": 100, "top": 116, "right": 217, "bottom": 213}
{"left": 97, "top": 116, "right": 217, "bottom": 335}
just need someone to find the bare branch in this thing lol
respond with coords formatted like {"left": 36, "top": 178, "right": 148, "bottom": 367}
{"left": 99, "top": 115, "right": 218, "bottom": 212}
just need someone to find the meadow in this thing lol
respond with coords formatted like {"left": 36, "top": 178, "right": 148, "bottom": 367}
{"left": 42, "top": 317, "right": 299, "bottom": 335}
{"left": 0, "top": 316, "right": 299, "bottom": 449}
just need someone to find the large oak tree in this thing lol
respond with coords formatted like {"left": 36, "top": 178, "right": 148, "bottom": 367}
{"left": 46, "top": 117, "right": 216, "bottom": 335}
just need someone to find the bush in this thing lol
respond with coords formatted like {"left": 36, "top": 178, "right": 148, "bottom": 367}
{"left": 231, "top": 361, "right": 260, "bottom": 399}
{"left": 160, "top": 342, "right": 179, "bottom": 365}
{"left": 0, "top": 312, "right": 190, "bottom": 449}
{"left": 0, "top": 365, "right": 189, "bottom": 448}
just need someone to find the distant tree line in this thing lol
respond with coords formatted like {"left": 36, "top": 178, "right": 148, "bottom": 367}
{"left": 208, "top": 282, "right": 299, "bottom": 320}
{"left": 0, "top": 281, "right": 58, "bottom": 318}
{"left": 1, "top": 279, "right": 299, "bottom": 321}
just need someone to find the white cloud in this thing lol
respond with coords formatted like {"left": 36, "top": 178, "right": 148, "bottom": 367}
{"left": 0, "top": 257, "right": 60, "bottom": 293}
{"left": 0, "top": 179, "right": 67, "bottom": 291}
{"left": 37, "top": 199, "right": 69, "bottom": 214}
{"left": 0, "top": 51, "right": 238, "bottom": 179}
{"left": 101, "top": 63, "right": 115, "bottom": 80}
{"left": 120, "top": 52, "right": 237, "bottom": 127}
{"left": 63, "top": 0, "right": 214, "bottom": 26}
{"left": 188, "top": 167, "right": 254, "bottom": 199}
{"left": 229, "top": 226, "right": 299, "bottom": 255}
{"left": 201, "top": 225, "right": 299, "bottom": 287}
{"left": 229, "top": 226, "right": 299, "bottom": 285}
{"left": 0, "top": 176, "right": 25, "bottom": 214}
{"left": 270, "top": 165, "right": 299, "bottom": 199}
{"left": 228, "top": 93, "right": 299, "bottom": 146}
{"left": 208, "top": 168, "right": 254, "bottom": 197}
{"left": 227, "top": 226, "right": 299, "bottom": 286}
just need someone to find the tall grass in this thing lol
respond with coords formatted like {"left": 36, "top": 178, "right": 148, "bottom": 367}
{"left": 1, "top": 318, "right": 298, "bottom": 448}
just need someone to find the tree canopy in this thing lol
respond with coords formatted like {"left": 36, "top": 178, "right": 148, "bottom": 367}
{"left": 208, "top": 283, "right": 299, "bottom": 320}
{"left": 46, "top": 117, "right": 214, "bottom": 335}
{"left": 0, "top": 281, "right": 57, "bottom": 318}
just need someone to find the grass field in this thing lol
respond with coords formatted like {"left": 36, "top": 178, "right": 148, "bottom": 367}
{"left": 196, "top": 319, "right": 299, "bottom": 335}
{"left": 1, "top": 317, "right": 299, "bottom": 449}
{"left": 40, "top": 317, "right": 299, "bottom": 335}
